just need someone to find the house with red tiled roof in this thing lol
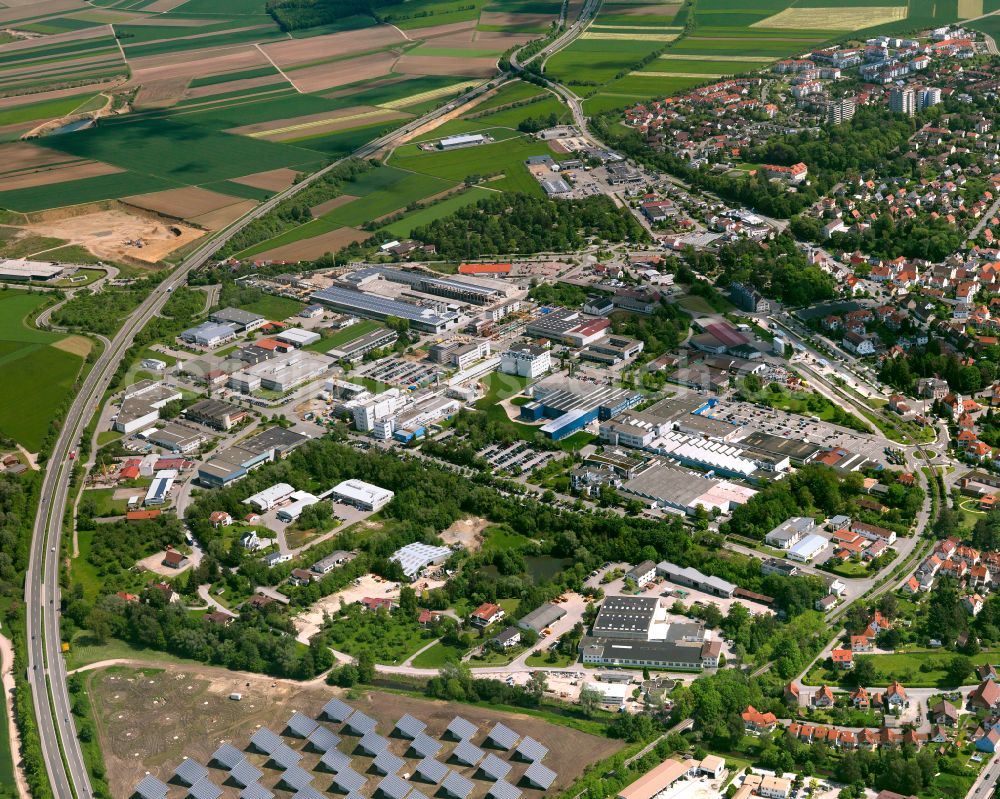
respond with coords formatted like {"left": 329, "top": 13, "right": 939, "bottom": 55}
{"left": 812, "top": 685, "right": 835, "bottom": 708}
{"left": 851, "top": 686, "right": 870, "bottom": 709}
{"left": 831, "top": 649, "right": 854, "bottom": 669}
{"left": 742, "top": 705, "right": 778, "bottom": 733}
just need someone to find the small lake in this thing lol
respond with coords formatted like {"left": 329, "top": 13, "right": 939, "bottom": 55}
{"left": 47, "top": 118, "right": 93, "bottom": 136}
{"left": 481, "top": 555, "right": 568, "bottom": 583}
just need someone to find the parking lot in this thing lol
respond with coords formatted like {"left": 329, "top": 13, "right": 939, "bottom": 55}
{"left": 477, "top": 442, "right": 559, "bottom": 475}
{"left": 718, "top": 399, "right": 891, "bottom": 467}
{"left": 357, "top": 356, "right": 442, "bottom": 388}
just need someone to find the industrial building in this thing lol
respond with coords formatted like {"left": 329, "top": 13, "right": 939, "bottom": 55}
{"left": 145, "top": 421, "right": 207, "bottom": 454}
{"left": 787, "top": 533, "right": 829, "bottom": 562}
{"left": 327, "top": 326, "right": 397, "bottom": 362}
{"left": 311, "top": 286, "right": 458, "bottom": 333}
{"left": 389, "top": 542, "right": 452, "bottom": 581}
{"left": 391, "top": 394, "right": 460, "bottom": 442}
{"left": 592, "top": 596, "right": 659, "bottom": 639}
{"left": 439, "top": 133, "right": 486, "bottom": 149}
{"left": 209, "top": 307, "right": 267, "bottom": 333}
{"left": 765, "top": 516, "right": 816, "bottom": 549}
{"left": 656, "top": 562, "right": 736, "bottom": 597}
{"left": 500, "top": 346, "right": 551, "bottom": 378}
{"left": 330, "top": 479, "right": 394, "bottom": 512}
{"left": 524, "top": 308, "right": 610, "bottom": 346}
{"left": 517, "top": 603, "right": 567, "bottom": 633}
{"left": 144, "top": 469, "right": 177, "bottom": 506}
{"left": 113, "top": 380, "right": 182, "bottom": 434}
{"left": 244, "top": 483, "right": 296, "bottom": 512}
{"left": 181, "top": 321, "right": 239, "bottom": 348}
{"left": 229, "top": 351, "right": 330, "bottom": 394}
{"left": 581, "top": 637, "right": 721, "bottom": 670}
{"left": 197, "top": 428, "right": 309, "bottom": 487}
{"left": 346, "top": 266, "right": 505, "bottom": 306}
{"left": 0, "top": 258, "right": 65, "bottom": 281}
{"left": 184, "top": 398, "right": 248, "bottom": 431}
{"left": 648, "top": 431, "right": 774, "bottom": 481}
{"left": 276, "top": 490, "right": 319, "bottom": 522}
{"left": 622, "top": 463, "right": 757, "bottom": 515}
{"left": 519, "top": 377, "right": 642, "bottom": 441}
{"left": 275, "top": 328, "right": 321, "bottom": 348}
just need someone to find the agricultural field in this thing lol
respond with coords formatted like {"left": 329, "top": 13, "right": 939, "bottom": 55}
{"left": 0, "top": 289, "right": 90, "bottom": 452}
{"left": 89, "top": 664, "right": 623, "bottom": 799}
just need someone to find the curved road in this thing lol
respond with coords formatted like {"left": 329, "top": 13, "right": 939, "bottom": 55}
{"left": 23, "top": 71, "right": 522, "bottom": 799}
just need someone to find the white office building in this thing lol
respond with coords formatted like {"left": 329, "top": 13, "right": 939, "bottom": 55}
{"left": 244, "top": 483, "right": 296, "bottom": 512}
{"left": 330, "top": 479, "right": 394, "bottom": 512}
{"left": 276, "top": 490, "right": 320, "bottom": 522}
{"left": 500, "top": 346, "right": 550, "bottom": 379}
{"left": 787, "top": 533, "right": 829, "bottom": 562}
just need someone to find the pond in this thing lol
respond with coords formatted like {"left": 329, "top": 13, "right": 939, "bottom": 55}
{"left": 481, "top": 555, "right": 568, "bottom": 584}
{"left": 47, "top": 118, "right": 94, "bottom": 136}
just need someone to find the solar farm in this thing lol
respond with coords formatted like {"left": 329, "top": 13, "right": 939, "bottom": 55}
{"left": 89, "top": 666, "right": 622, "bottom": 799}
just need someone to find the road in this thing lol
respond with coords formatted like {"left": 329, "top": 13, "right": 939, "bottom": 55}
{"left": 22, "top": 71, "right": 525, "bottom": 799}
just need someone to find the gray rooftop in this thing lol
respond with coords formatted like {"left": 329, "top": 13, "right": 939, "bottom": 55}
{"left": 278, "top": 765, "right": 313, "bottom": 792}
{"left": 187, "top": 779, "right": 222, "bottom": 799}
{"left": 357, "top": 730, "right": 390, "bottom": 755}
{"left": 286, "top": 710, "right": 319, "bottom": 738}
{"left": 446, "top": 716, "right": 477, "bottom": 741}
{"left": 249, "top": 728, "right": 283, "bottom": 755}
{"left": 394, "top": 713, "right": 427, "bottom": 739}
{"left": 485, "top": 723, "right": 520, "bottom": 750}
{"left": 479, "top": 753, "right": 512, "bottom": 782}
{"left": 211, "top": 307, "right": 265, "bottom": 327}
{"left": 415, "top": 757, "right": 449, "bottom": 784}
{"left": 268, "top": 742, "right": 303, "bottom": 770}
{"left": 307, "top": 725, "right": 341, "bottom": 752}
{"left": 291, "top": 788, "right": 322, "bottom": 799}
{"left": 517, "top": 603, "right": 567, "bottom": 633}
{"left": 239, "top": 783, "right": 274, "bottom": 799}
{"left": 229, "top": 759, "right": 263, "bottom": 788}
{"left": 442, "top": 771, "right": 475, "bottom": 799}
{"left": 488, "top": 779, "right": 522, "bottom": 799}
{"left": 377, "top": 773, "right": 412, "bottom": 799}
{"left": 451, "top": 739, "right": 484, "bottom": 767}
{"left": 408, "top": 790, "right": 431, "bottom": 799}
{"left": 174, "top": 759, "right": 209, "bottom": 786}
{"left": 372, "top": 750, "right": 406, "bottom": 776}
{"left": 409, "top": 732, "right": 442, "bottom": 759}
{"left": 322, "top": 696, "right": 355, "bottom": 723}
{"left": 389, "top": 542, "right": 452, "bottom": 580}
{"left": 345, "top": 711, "right": 378, "bottom": 736}
{"left": 135, "top": 775, "right": 169, "bottom": 799}
{"left": 311, "top": 286, "right": 459, "bottom": 330}
{"left": 333, "top": 767, "right": 367, "bottom": 793}
{"left": 514, "top": 736, "right": 547, "bottom": 763}
{"left": 320, "top": 748, "right": 352, "bottom": 773}
{"left": 211, "top": 743, "right": 245, "bottom": 770}
{"left": 524, "top": 761, "right": 557, "bottom": 789}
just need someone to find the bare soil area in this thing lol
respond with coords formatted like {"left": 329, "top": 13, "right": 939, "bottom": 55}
{"left": 478, "top": 11, "right": 555, "bottom": 26}
{"left": 185, "top": 73, "right": 287, "bottom": 99}
{"left": 188, "top": 199, "right": 256, "bottom": 231}
{"left": 136, "top": 549, "right": 192, "bottom": 576}
{"left": 413, "top": 19, "right": 478, "bottom": 38}
{"left": 90, "top": 664, "right": 622, "bottom": 799}
{"left": 123, "top": 186, "right": 247, "bottom": 219}
{"left": 51, "top": 334, "right": 93, "bottom": 357}
{"left": 439, "top": 515, "right": 489, "bottom": 551}
{"left": 139, "top": 0, "right": 192, "bottom": 12}
{"left": 231, "top": 167, "right": 301, "bottom": 192}
{"left": 133, "top": 76, "right": 190, "bottom": 109}
{"left": 472, "top": 30, "right": 538, "bottom": 46}
{"left": 269, "top": 109, "right": 408, "bottom": 141}
{"left": 128, "top": 45, "right": 267, "bottom": 84}
{"left": 27, "top": 208, "right": 204, "bottom": 263}
{"left": 0, "top": 81, "right": 120, "bottom": 110}
{"left": 395, "top": 54, "right": 498, "bottom": 76}
{"left": 252, "top": 226, "right": 368, "bottom": 262}
{"left": 310, "top": 194, "right": 358, "bottom": 216}
{"left": 0, "top": 159, "right": 122, "bottom": 192}
{"left": 261, "top": 26, "right": 405, "bottom": 68}
{"left": 288, "top": 52, "right": 399, "bottom": 93}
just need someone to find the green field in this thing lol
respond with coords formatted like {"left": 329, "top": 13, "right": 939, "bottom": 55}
{"left": 383, "top": 186, "right": 496, "bottom": 237}
{"left": 238, "top": 295, "right": 307, "bottom": 320}
{"left": 0, "top": 91, "right": 102, "bottom": 128}
{"left": 0, "top": 291, "right": 87, "bottom": 451}
{"left": 321, "top": 166, "right": 455, "bottom": 227}
{"left": 468, "top": 80, "right": 549, "bottom": 113}
{"left": 188, "top": 65, "right": 281, "bottom": 88}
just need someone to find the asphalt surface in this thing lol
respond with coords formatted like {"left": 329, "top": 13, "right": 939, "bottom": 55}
{"left": 23, "top": 73, "right": 516, "bottom": 799}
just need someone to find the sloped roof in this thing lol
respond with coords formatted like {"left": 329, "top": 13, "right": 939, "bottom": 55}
{"left": 307, "top": 724, "right": 341, "bottom": 753}
{"left": 323, "top": 697, "right": 355, "bottom": 722}
{"left": 210, "top": 743, "right": 244, "bottom": 770}
{"left": 479, "top": 753, "right": 512, "bottom": 782}
{"left": 524, "top": 761, "right": 557, "bottom": 789}
{"left": 174, "top": 759, "right": 209, "bottom": 786}
{"left": 446, "top": 716, "right": 477, "bottom": 741}
{"left": 514, "top": 736, "right": 547, "bottom": 762}
{"left": 451, "top": 739, "right": 484, "bottom": 767}
{"left": 415, "top": 757, "right": 450, "bottom": 784}
{"left": 394, "top": 713, "right": 427, "bottom": 739}
{"left": 229, "top": 759, "right": 263, "bottom": 788}
{"left": 485, "top": 723, "right": 519, "bottom": 750}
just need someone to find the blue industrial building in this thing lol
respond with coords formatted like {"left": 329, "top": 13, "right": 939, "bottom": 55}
{"left": 519, "top": 380, "right": 642, "bottom": 441}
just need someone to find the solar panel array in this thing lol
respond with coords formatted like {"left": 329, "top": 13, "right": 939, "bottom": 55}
{"left": 133, "top": 696, "right": 557, "bottom": 799}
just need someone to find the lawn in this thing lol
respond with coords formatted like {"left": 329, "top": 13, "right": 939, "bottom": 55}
{"left": 0, "top": 290, "right": 86, "bottom": 450}
{"left": 238, "top": 294, "right": 305, "bottom": 320}
{"left": 0, "top": 648, "right": 13, "bottom": 799}
{"left": 83, "top": 488, "right": 128, "bottom": 517}
{"left": 475, "top": 371, "right": 531, "bottom": 409}
{"left": 411, "top": 639, "right": 469, "bottom": 668}
{"left": 383, "top": 187, "right": 495, "bottom": 238}
{"left": 322, "top": 167, "right": 455, "bottom": 227}
{"left": 804, "top": 649, "right": 1000, "bottom": 688}
{"left": 468, "top": 80, "right": 548, "bottom": 113}
{"left": 0, "top": 91, "right": 102, "bottom": 127}
{"left": 65, "top": 631, "right": 206, "bottom": 670}
{"left": 526, "top": 649, "right": 577, "bottom": 667}
{"left": 303, "top": 319, "right": 381, "bottom": 352}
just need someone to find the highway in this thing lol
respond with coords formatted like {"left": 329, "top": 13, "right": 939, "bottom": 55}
{"left": 21, "top": 70, "right": 521, "bottom": 799}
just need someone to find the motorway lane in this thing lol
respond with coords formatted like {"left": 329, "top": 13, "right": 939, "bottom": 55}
{"left": 22, "top": 73, "right": 518, "bottom": 799}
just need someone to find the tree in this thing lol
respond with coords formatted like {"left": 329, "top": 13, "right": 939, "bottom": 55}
{"left": 356, "top": 650, "right": 375, "bottom": 684}
{"left": 579, "top": 686, "right": 602, "bottom": 717}
{"left": 945, "top": 654, "right": 974, "bottom": 687}
{"left": 852, "top": 658, "right": 877, "bottom": 687}
{"left": 526, "top": 671, "right": 547, "bottom": 700}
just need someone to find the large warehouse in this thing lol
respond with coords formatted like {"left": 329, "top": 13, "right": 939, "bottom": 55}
{"left": 311, "top": 286, "right": 458, "bottom": 333}
{"left": 329, "top": 479, "right": 394, "bottom": 512}
{"left": 346, "top": 266, "right": 505, "bottom": 306}
{"left": 518, "top": 377, "right": 642, "bottom": 441}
